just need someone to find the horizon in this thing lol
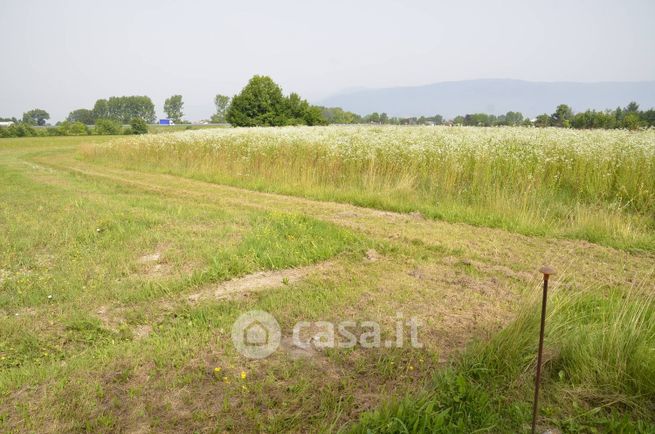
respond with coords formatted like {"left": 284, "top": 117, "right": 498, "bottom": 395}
{"left": 3, "top": 77, "right": 655, "bottom": 124}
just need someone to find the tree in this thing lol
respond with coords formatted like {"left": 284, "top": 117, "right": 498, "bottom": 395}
{"left": 625, "top": 101, "right": 640, "bottom": 113}
{"left": 67, "top": 109, "right": 96, "bottom": 125}
{"left": 57, "top": 121, "right": 88, "bottom": 136}
{"left": 505, "top": 111, "right": 524, "bottom": 126}
{"left": 317, "top": 107, "right": 361, "bottom": 124}
{"left": 550, "top": 104, "right": 573, "bottom": 127}
{"left": 92, "top": 99, "right": 109, "bottom": 120}
{"left": 641, "top": 109, "right": 655, "bottom": 127}
{"left": 22, "top": 109, "right": 50, "bottom": 126}
{"left": 211, "top": 94, "right": 230, "bottom": 123}
{"left": 366, "top": 112, "right": 381, "bottom": 123}
{"left": 284, "top": 93, "right": 311, "bottom": 125}
{"left": 94, "top": 119, "right": 122, "bottom": 135}
{"left": 226, "top": 75, "right": 287, "bottom": 127}
{"left": 622, "top": 112, "right": 643, "bottom": 130}
{"left": 534, "top": 114, "right": 551, "bottom": 127}
{"left": 105, "top": 96, "right": 156, "bottom": 124}
{"left": 464, "top": 113, "right": 494, "bottom": 126}
{"left": 164, "top": 95, "right": 184, "bottom": 122}
{"left": 282, "top": 93, "right": 325, "bottom": 126}
{"left": 130, "top": 117, "right": 148, "bottom": 134}
{"left": 303, "top": 105, "right": 327, "bottom": 126}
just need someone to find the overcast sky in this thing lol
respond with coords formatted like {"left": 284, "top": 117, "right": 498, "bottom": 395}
{"left": 1, "top": 0, "right": 654, "bottom": 122}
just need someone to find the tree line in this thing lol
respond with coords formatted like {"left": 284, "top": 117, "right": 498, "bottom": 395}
{"left": 0, "top": 117, "right": 148, "bottom": 138}
{"left": 3, "top": 75, "right": 655, "bottom": 138}
{"left": 68, "top": 96, "right": 156, "bottom": 125}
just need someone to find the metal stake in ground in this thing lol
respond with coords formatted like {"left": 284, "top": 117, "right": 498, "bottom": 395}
{"left": 532, "top": 266, "right": 556, "bottom": 434}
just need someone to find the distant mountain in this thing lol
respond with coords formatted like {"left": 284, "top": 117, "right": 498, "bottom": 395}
{"left": 318, "top": 79, "right": 655, "bottom": 118}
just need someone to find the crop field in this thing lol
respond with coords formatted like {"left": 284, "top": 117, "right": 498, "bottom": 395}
{"left": 1, "top": 127, "right": 654, "bottom": 432}
{"left": 84, "top": 126, "right": 655, "bottom": 251}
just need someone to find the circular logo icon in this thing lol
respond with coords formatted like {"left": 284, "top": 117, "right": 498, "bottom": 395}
{"left": 231, "top": 310, "right": 281, "bottom": 359}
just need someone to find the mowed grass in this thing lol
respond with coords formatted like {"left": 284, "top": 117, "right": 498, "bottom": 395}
{"left": 1, "top": 135, "right": 654, "bottom": 432}
{"left": 82, "top": 125, "right": 655, "bottom": 251}
{"left": 0, "top": 137, "right": 373, "bottom": 431}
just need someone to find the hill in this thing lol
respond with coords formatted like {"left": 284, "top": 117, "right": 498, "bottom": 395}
{"left": 318, "top": 79, "right": 655, "bottom": 118}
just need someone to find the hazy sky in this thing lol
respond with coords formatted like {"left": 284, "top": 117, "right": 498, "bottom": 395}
{"left": 2, "top": 0, "right": 654, "bottom": 122}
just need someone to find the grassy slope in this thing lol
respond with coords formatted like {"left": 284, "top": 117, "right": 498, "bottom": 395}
{"left": 0, "top": 136, "right": 653, "bottom": 432}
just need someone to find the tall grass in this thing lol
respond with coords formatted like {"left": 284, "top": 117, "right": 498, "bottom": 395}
{"left": 350, "top": 284, "right": 655, "bottom": 432}
{"left": 81, "top": 126, "right": 655, "bottom": 250}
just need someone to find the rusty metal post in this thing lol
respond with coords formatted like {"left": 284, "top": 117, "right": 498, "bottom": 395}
{"left": 532, "top": 266, "right": 555, "bottom": 434}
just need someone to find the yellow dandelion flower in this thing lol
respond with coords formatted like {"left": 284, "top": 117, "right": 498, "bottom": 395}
{"left": 240, "top": 371, "right": 247, "bottom": 380}
{"left": 214, "top": 367, "right": 221, "bottom": 373}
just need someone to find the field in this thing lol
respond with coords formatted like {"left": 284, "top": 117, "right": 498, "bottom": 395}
{"left": 84, "top": 126, "right": 655, "bottom": 251}
{"left": 1, "top": 127, "right": 654, "bottom": 432}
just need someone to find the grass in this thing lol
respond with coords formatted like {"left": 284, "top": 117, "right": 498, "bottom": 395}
{"left": 82, "top": 125, "right": 655, "bottom": 251}
{"left": 351, "top": 286, "right": 655, "bottom": 432}
{"left": 1, "top": 134, "right": 654, "bottom": 432}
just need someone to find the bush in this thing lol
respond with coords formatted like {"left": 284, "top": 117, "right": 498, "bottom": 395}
{"left": 129, "top": 117, "right": 148, "bottom": 135}
{"left": 0, "top": 123, "right": 37, "bottom": 137}
{"left": 46, "top": 127, "right": 63, "bottom": 136}
{"left": 57, "top": 121, "right": 89, "bottom": 136}
{"left": 94, "top": 119, "right": 122, "bottom": 135}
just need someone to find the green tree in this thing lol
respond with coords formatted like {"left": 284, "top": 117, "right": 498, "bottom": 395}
{"left": 550, "top": 104, "right": 573, "bottom": 127}
{"left": 164, "top": 95, "right": 184, "bottom": 123}
{"left": 504, "top": 111, "right": 524, "bottom": 126}
{"left": 226, "top": 76, "right": 327, "bottom": 127}
{"left": 284, "top": 93, "right": 309, "bottom": 125}
{"left": 105, "top": 96, "right": 156, "bottom": 124}
{"left": 211, "top": 94, "right": 230, "bottom": 123}
{"left": 303, "top": 105, "right": 327, "bottom": 126}
{"left": 534, "top": 114, "right": 551, "bottom": 127}
{"left": 226, "top": 75, "right": 287, "bottom": 126}
{"left": 622, "top": 112, "right": 643, "bottom": 130}
{"left": 58, "top": 121, "right": 88, "bottom": 136}
{"left": 641, "top": 109, "right": 655, "bottom": 127}
{"left": 0, "top": 122, "right": 36, "bottom": 137}
{"left": 317, "top": 107, "right": 361, "bottom": 124}
{"left": 92, "top": 99, "right": 109, "bottom": 120}
{"left": 22, "top": 108, "right": 50, "bottom": 126}
{"left": 464, "top": 113, "right": 493, "bottom": 126}
{"left": 130, "top": 117, "right": 148, "bottom": 134}
{"left": 366, "top": 112, "right": 381, "bottom": 123}
{"left": 67, "top": 109, "right": 96, "bottom": 125}
{"left": 94, "top": 119, "right": 122, "bottom": 135}
{"left": 625, "top": 101, "right": 640, "bottom": 113}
